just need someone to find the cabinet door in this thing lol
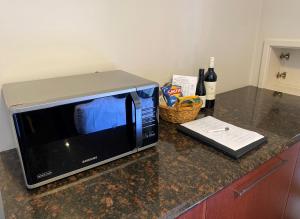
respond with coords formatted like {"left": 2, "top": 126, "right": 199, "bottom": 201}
{"left": 284, "top": 142, "right": 300, "bottom": 219}
{"left": 177, "top": 201, "right": 206, "bottom": 219}
{"left": 206, "top": 145, "right": 299, "bottom": 219}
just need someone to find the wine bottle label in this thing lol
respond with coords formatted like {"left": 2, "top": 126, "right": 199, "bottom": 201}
{"left": 204, "top": 81, "right": 217, "bottom": 100}
{"left": 199, "top": 95, "right": 206, "bottom": 108}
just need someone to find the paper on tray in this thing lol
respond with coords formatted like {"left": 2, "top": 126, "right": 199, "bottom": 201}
{"left": 181, "top": 116, "right": 265, "bottom": 151}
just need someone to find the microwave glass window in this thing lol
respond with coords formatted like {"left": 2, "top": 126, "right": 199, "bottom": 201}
{"left": 13, "top": 92, "right": 137, "bottom": 185}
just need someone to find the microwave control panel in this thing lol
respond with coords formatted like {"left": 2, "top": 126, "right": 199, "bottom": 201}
{"left": 138, "top": 87, "right": 159, "bottom": 147}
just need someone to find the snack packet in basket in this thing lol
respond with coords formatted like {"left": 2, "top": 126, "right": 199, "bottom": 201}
{"left": 176, "top": 96, "right": 202, "bottom": 108}
{"left": 161, "top": 84, "right": 183, "bottom": 107}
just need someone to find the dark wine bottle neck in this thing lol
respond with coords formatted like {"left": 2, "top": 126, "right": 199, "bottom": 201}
{"left": 198, "top": 69, "right": 205, "bottom": 79}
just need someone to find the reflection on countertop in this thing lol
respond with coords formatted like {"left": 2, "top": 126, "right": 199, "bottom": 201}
{"left": 0, "top": 86, "right": 300, "bottom": 219}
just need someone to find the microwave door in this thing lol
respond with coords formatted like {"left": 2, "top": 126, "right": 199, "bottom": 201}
{"left": 13, "top": 92, "right": 138, "bottom": 187}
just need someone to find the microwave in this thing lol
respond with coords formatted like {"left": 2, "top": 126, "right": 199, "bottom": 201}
{"left": 2, "top": 70, "right": 159, "bottom": 189}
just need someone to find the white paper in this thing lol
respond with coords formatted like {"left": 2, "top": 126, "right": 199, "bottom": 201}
{"left": 172, "top": 75, "right": 198, "bottom": 96}
{"left": 181, "top": 116, "right": 264, "bottom": 151}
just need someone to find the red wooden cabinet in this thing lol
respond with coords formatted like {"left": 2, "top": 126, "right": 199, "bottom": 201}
{"left": 205, "top": 144, "right": 299, "bottom": 219}
{"left": 284, "top": 142, "right": 300, "bottom": 219}
{"left": 177, "top": 201, "right": 206, "bottom": 219}
{"left": 176, "top": 144, "right": 300, "bottom": 219}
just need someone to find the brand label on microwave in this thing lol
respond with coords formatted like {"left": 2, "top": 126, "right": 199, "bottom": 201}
{"left": 82, "top": 156, "right": 98, "bottom": 164}
{"left": 37, "top": 171, "right": 53, "bottom": 179}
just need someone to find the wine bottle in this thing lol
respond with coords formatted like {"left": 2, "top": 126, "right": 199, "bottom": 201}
{"left": 196, "top": 69, "right": 206, "bottom": 108}
{"left": 204, "top": 57, "right": 217, "bottom": 108}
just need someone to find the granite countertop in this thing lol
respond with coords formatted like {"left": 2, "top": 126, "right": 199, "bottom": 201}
{"left": 0, "top": 86, "right": 300, "bottom": 219}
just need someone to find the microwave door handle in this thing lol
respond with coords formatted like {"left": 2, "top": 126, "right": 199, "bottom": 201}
{"left": 130, "top": 92, "right": 143, "bottom": 148}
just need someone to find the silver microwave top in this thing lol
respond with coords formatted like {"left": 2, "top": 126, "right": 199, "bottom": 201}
{"left": 2, "top": 70, "right": 158, "bottom": 113}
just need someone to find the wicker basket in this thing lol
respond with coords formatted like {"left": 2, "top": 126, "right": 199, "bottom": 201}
{"left": 159, "top": 98, "right": 202, "bottom": 123}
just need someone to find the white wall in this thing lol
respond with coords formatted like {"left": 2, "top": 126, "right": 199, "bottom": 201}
{"left": 250, "top": 0, "right": 300, "bottom": 85}
{"left": 0, "top": 0, "right": 261, "bottom": 151}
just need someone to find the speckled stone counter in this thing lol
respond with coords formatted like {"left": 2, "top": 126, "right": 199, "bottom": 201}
{"left": 0, "top": 86, "right": 300, "bottom": 219}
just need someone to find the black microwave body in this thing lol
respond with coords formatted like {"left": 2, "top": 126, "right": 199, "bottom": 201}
{"left": 2, "top": 71, "right": 159, "bottom": 188}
